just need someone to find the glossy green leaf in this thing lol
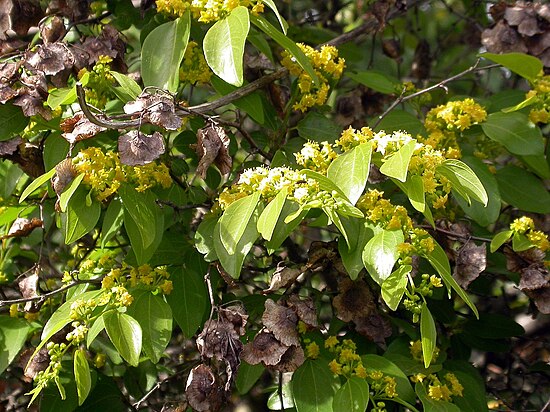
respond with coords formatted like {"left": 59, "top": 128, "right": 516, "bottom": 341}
{"left": 257, "top": 187, "right": 287, "bottom": 241}
{"left": 512, "top": 232, "right": 533, "bottom": 252}
{"left": 63, "top": 186, "right": 101, "bottom": 244}
{"left": 520, "top": 154, "right": 550, "bottom": 179}
{"left": 266, "top": 199, "right": 308, "bottom": 253}
{"left": 338, "top": 217, "right": 375, "bottom": 280}
{"left": 479, "top": 52, "right": 542, "bottom": 82}
{"left": 78, "top": 374, "right": 126, "bottom": 411}
{"left": 104, "top": 311, "right": 142, "bottom": 367}
{"left": 210, "top": 76, "right": 264, "bottom": 124}
{"left": 423, "top": 241, "right": 479, "bottom": 318}
{"left": 251, "top": 14, "right": 319, "bottom": 85}
{"left": 490, "top": 230, "right": 512, "bottom": 253}
{"left": 464, "top": 313, "right": 525, "bottom": 339}
{"left": 263, "top": 0, "right": 288, "bottom": 33}
{"left": 382, "top": 265, "right": 411, "bottom": 311}
{"left": 110, "top": 71, "right": 142, "bottom": 102}
{"left": 415, "top": 382, "right": 461, "bottom": 412}
{"left": 58, "top": 173, "right": 84, "bottom": 213}
{"left": 141, "top": 12, "right": 191, "bottom": 92}
{"left": 501, "top": 94, "right": 537, "bottom": 113}
{"left": 74, "top": 348, "right": 92, "bottom": 405}
{"left": 332, "top": 377, "right": 369, "bottom": 412}
{"left": 236, "top": 361, "right": 265, "bottom": 395}
{"left": 194, "top": 215, "right": 219, "bottom": 261}
{"left": 0, "top": 316, "right": 31, "bottom": 375}
{"left": 292, "top": 359, "right": 339, "bottom": 412}
{"left": 86, "top": 315, "right": 105, "bottom": 348}
{"left": 327, "top": 142, "right": 371, "bottom": 205}
{"left": 436, "top": 159, "right": 488, "bottom": 206}
{"left": 0, "top": 102, "right": 28, "bottom": 141}
{"left": 300, "top": 169, "right": 349, "bottom": 200}
{"left": 47, "top": 86, "right": 77, "bottom": 109}
{"left": 100, "top": 197, "right": 124, "bottom": 249}
{"left": 268, "top": 379, "right": 295, "bottom": 410}
{"left": 19, "top": 167, "right": 56, "bottom": 203}
{"left": 297, "top": 112, "right": 343, "bottom": 143}
{"left": 362, "top": 354, "right": 415, "bottom": 403}
{"left": 481, "top": 112, "right": 544, "bottom": 156}
{"left": 219, "top": 191, "right": 261, "bottom": 254}
{"left": 347, "top": 70, "right": 398, "bottom": 94}
{"left": 495, "top": 165, "right": 550, "bottom": 214}
{"left": 379, "top": 140, "right": 416, "bottom": 182}
{"left": 128, "top": 290, "right": 172, "bottom": 364}
{"left": 204, "top": 6, "right": 249, "bottom": 86}
{"left": 362, "top": 229, "right": 404, "bottom": 285}
{"left": 420, "top": 304, "right": 437, "bottom": 368}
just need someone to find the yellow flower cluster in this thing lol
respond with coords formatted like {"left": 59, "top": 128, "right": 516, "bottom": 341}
{"left": 510, "top": 216, "right": 550, "bottom": 252}
{"left": 368, "top": 370, "right": 398, "bottom": 398}
{"left": 526, "top": 74, "right": 550, "bottom": 124}
{"left": 423, "top": 99, "right": 487, "bottom": 158}
{"left": 102, "top": 263, "right": 173, "bottom": 295}
{"left": 281, "top": 44, "right": 345, "bottom": 112}
{"left": 305, "top": 341, "right": 320, "bottom": 359}
{"left": 325, "top": 337, "right": 368, "bottom": 379}
{"left": 295, "top": 141, "right": 337, "bottom": 174}
{"left": 415, "top": 373, "right": 463, "bottom": 401}
{"left": 179, "top": 41, "right": 212, "bottom": 84}
{"left": 73, "top": 147, "right": 172, "bottom": 201}
{"left": 156, "top": 0, "right": 264, "bottom": 23}
{"left": 356, "top": 189, "right": 413, "bottom": 232}
{"left": 78, "top": 56, "right": 115, "bottom": 109}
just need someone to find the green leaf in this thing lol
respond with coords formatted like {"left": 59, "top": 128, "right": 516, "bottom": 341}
{"left": 491, "top": 230, "right": 512, "bottom": 253}
{"left": 374, "top": 110, "right": 425, "bottom": 136}
{"left": 74, "top": 348, "right": 92, "bottom": 405}
{"left": 296, "top": 111, "right": 343, "bottom": 143}
{"left": 300, "top": 169, "right": 349, "bottom": 200}
{"left": 512, "top": 232, "right": 533, "bottom": 252}
{"left": 104, "top": 311, "right": 142, "bottom": 367}
{"left": 210, "top": 76, "right": 264, "bottom": 124}
{"left": 362, "top": 354, "right": 415, "bottom": 403}
{"left": 251, "top": 14, "right": 319, "bottom": 86}
{"left": 495, "top": 165, "right": 550, "bottom": 214}
{"left": 292, "top": 359, "right": 339, "bottom": 412}
{"left": 257, "top": 187, "right": 287, "bottom": 241}
{"left": 63, "top": 186, "right": 101, "bottom": 244}
{"left": 481, "top": 112, "right": 544, "bottom": 156}
{"left": 141, "top": 12, "right": 191, "bottom": 92}
{"left": 415, "top": 382, "right": 461, "bottom": 412}
{"left": 382, "top": 265, "right": 411, "bottom": 311}
{"left": 218, "top": 191, "right": 261, "bottom": 254}
{"left": 379, "top": 140, "right": 416, "bottom": 182}
{"left": 86, "top": 315, "right": 105, "bottom": 348}
{"left": 479, "top": 52, "right": 543, "bottom": 82}
{"left": 0, "top": 102, "right": 28, "bottom": 141}
{"left": 127, "top": 290, "right": 172, "bottom": 364}
{"left": 423, "top": 241, "right": 479, "bottom": 318}
{"left": 58, "top": 173, "right": 84, "bottom": 213}
{"left": 399, "top": 174, "right": 425, "bottom": 213}
{"left": 347, "top": 70, "right": 399, "bottom": 94}
{"left": 263, "top": 0, "right": 288, "bottom": 33}
{"left": 436, "top": 159, "right": 488, "bottom": 206}
{"left": 420, "top": 304, "right": 437, "bottom": 368}
{"left": 204, "top": 6, "right": 250, "bottom": 86}
{"left": 464, "top": 313, "right": 525, "bottom": 339}
{"left": 47, "top": 86, "right": 77, "bottom": 109}
{"left": 332, "top": 377, "right": 369, "bottom": 412}
{"left": 100, "top": 198, "right": 124, "bottom": 249}
{"left": 501, "top": 94, "right": 537, "bottom": 113}
{"left": 0, "top": 316, "right": 31, "bottom": 375}
{"left": 338, "top": 217, "right": 375, "bottom": 280}
{"left": 19, "top": 167, "right": 56, "bottom": 203}
{"left": 520, "top": 154, "right": 550, "bottom": 179}
{"left": 266, "top": 199, "right": 308, "bottom": 253}
{"left": 327, "top": 142, "right": 371, "bottom": 205}
{"left": 194, "top": 215, "right": 219, "bottom": 262}
{"left": 443, "top": 361, "right": 489, "bottom": 412}
{"left": 110, "top": 71, "right": 142, "bottom": 102}
{"left": 362, "top": 229, "right": 404, "bottom": 285}
{"left": 236, "top": 361, "right": 265, "bottom": 395}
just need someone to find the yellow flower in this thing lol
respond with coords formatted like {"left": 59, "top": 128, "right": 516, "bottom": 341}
{"left": 510, "top": 216, "right": 535, "bottom": 234}
{"left": 325, "top": 336, "right": 339, "bottom": 350}
{"left": 305, "top": 342, "right": 320, "bottom": 359}
{"left": 428, "top": 383, "right": 452, "bottom": 401}
{"left": 9, "top": 304, "right": 19, "bottom": 318}
{"left": 329, "top": 359, "right": 342, "bottom": 375}
{"left": 355, "top": 364, "right": 367, "bottom": 378}
{"left": 445, "top": 373, "right": 464, "bottom": 397}
{"left": 159, "top": 280, "right": 173, "bottom": 295}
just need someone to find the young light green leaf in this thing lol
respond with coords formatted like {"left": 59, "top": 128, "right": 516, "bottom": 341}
{"left": 86, "top": 314, "right": 105, "bottom": 348}
{"left": 74, "top": 348, "right": 91, "bottom": 405}
{"left": 63, "top": 186, "right": 101, "bottom": 244}
{"left": 263, "top": 0, "right": 288, "bottom": 33}
{"left": 362, "top": 229, "right": 404, "bottom": 285}
{"left": 100, "top": 197, "right": 124, "bottom": 249}
{"left": 436, "top": 159, "right": 488, "bottom": 206}
{"left": 19, "top": 167, "right": 56, "bottom": 203}
{"left": 420, "top": 304, "right": 437, "bottom": 368}
{"left": 512, "top": 232, "right": 533, "bottom": 252}
{"left": 379, "top": 140, "right": 416, "bottom": 182}
{"left": 251, "top": 14, "right": 319, "bottom": 85}
{"left": 47, "top": 86, "right": 77, "bottom": 109}
{"left": 481, "top": 112, "right": 544, "bottom": 157}
{"left": 218, "top": 191, "right": 261, "bottom": 254}
{"left": 347, "top": 70, "right": 399, "bottom": 94}
{"left": 490, "top": 230, "right": 512, "bottom": 253}
{"left": 292, "top": 359, "right": 339, "bottom": 412}
{"left": 194, "top": 215, "right": 219, "bottom": 262}
{"left": 257, "top": 187, "right": 287, "bottom": 241}
{"left": 266, "top": 199, "right": 308, "bottom": 253}
{"left": 110, "top": 71, "right": 142, "bottom": 102}
{"left": 332, "top": 377, "right": 369, "bottom": 412}
{"left": 300, "top": 169, "right": 349, "bottom": 200}
{"left": 479, "top": 52, "right": 542, "bottom": 82}
{"left": 399, "top": 174, "right": 425, "bottom": 212}
{"left": 203, "top": 6, "right": 250, "bottom": 86}
{"left": 58, "top": 173, "right": 84, "bottom": 212}
{"left": 104, "top": 311, "right": 142, "bottom": 367}
{"left": 382, "top": 265, "right": 411, "bottom": 311}
{"left": 338, "top": 217, "right": 376, "bottom": 280}
{"left": 327, "top": 142, "right": 371, "bottom": 205}
{"left": 141, "top": 11, "right": 191, "bottom": 92}
{"left": 501, "top": 94, "right": 537, "bottom": 113}
{"left": 0, "top": 316, "right": 31, "bottom": 375}
{"left": 127, "top": 290, "right": 172, "bottom": 364}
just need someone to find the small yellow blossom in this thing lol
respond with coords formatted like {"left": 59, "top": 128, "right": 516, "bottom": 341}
{"left": 305, "top": 342, "right": 320, "bottom": 359}
{"left": 329, "top": 359, "right": 342, "bottom": 375}
{"left": 156, "top": 0, "right": 265, "bottom": 23}
{"left": 510, "top": 216, "right": 535, "bottom": 234}
{"left": 325, "top": 336, "right": 339, "bottom": 350}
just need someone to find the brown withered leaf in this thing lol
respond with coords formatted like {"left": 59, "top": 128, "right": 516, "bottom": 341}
{"left": 0, "top": 85, "right": 18, "bottom": 103}
{"left": 411, "top": 39, "right": 431, "bottom": 80}
{"left": 118, "top": 130, "right": 165, "bottom": 166}
{"left": 194, "top": 123, "right": 231, "bottom": 179}
{"left": 382, "top": 38, "right": 401, "bottom": 59}
{"left": 24, "top": 42, "right": 75, "bottom": 76}
{"left": 13, "top": 93, "right": 51, "bottom": 120}
{"left": 0, "top": 136, "right": 23, "bottom": 156}
{"left": 124, "top": 92, "right": 182, "bottom": 131}
{"left": 79, "top": 25, "right": 126, "bottom": 68}
{"left": 355, "top": 313, "right": 392, "bottom": 344}
{"left": 481, "top": 20, "right": 528, "bottom": 54}
{"left": 196, "top": 319, "right": 242, "bottom": 362}
{"left": 185, "top": 364, "right": 224, "bottom": 412}
{"left": 241, "top": 331, "right": 288, "bottom": 366}
{"left": 519, "top": 264, "right": 550, "bottom": 314}
{"left": 0, "top": 61, "right": 21, "bottom": 83}
{"left": 1, "top": 217, "right": 42, "bottom": 240}
{"left": 263, "top": 264, "right": 301, "bottom": 294}
{"left": 1, "top": 141, "right": 44, "bottom": 177}
{"left": 272, "top": 344, "right": 305, "bottom": 373}
{"left": 61, "top": 113, "right": 106, "bottom": 144}
{"left": 333, "top": 278, "right": 375, "bottom": 323}
{"left": 23, "top": 347, "right": 49, "bottom": 379}
{"left": 287, "top": 295, "right": 318, "bottom": 329}
{"left": 218, "top": 304, "right": 248, "bottom": 336}
{"left": 51, "top": 158, "right": 77, "bottom": 195}
{"left": 18, "top": 272, "right": 40, "bottom": 312}
{"left": 262, "top": 299, "right": 299, "bottom": 347}
{"left": 10, "top": 0, "right": 43, "bottom": 37}
{"left": 504, "top": 246, "right": 545, "bottom": 273}
{"left": 453, "top": 241, "right": 486, "bottom": 289}
{"left": 41, "top": 16, "right": 66, "bottom": 44}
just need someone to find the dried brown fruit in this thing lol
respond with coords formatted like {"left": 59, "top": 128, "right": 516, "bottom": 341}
{"left": 262, "top": 299, "right": 300, "bottom": 347}
{"left": 519, "top": 264, "right": 550, "bottom": 314}
{"left": 453, "top": 241, "right": 487, "bottom": 289}
{"left": 272, "top": 344, "right": 305, "bottom": 373}
{"left": 263, "top": 264, "right": 301, "bottom": 294}
{"left": 118, "top": 130, "right": 165, "bottom": 166}
{"left": 355, "top": 313, "right": 392, "bottom": 344}
{"left": 333, "top": 278, "right": 375, "bottom": 323}
{"left": 51, "top": 158, "right": 77, "bottom": 195}
{"left": 194, "top": 123, "right": 231, "bottom": 179}
{"left": 24, "top": 43, "right": 75, "bottom": 76}
{"left": 61, "top": 113, "right": 106, "bottom": 144}
{"left": 218, "top": 304, "right": 248, "bottom": 336}
{"left": 0, "top": 136, "right": 23, "bottom": 156}
{"left": 124, "top": 92, "right": 182, "bottom": 131}
{"left": 10, "top": 0, "right": 43, "bottom": 37}
{"left": 41, "top": 16, "right": 66, "bottom": 44}
{"left": 196, "top": 319, "right": 242, "bottom": 362}
{"left": 23, "top": 347, "right": 49, "bottom": 379}
{"left": 18, "top": 272, "right": 40, "bottom": 312}
{"left": 241, "top": 330, "right": 288, "bottom": 366}
{"left": 1, "top": 217, "right": 42, "bottom": 240}
{"left": 411, "top": 39, "right": 431, "bottom": 81}
{"left": 185, "top": 364, "right": 224, "bottom": 412}
{"left": 287, "top": 295, "right": 318, "bottom": 329}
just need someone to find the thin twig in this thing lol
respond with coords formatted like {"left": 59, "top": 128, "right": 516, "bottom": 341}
{"left": 421, "top": 225, "right": 492, "bottom": 243}
{"left": 133, "top": 366, "right": 193, "bottom": 409}
{"left": 205, "top": 265, "right": 216, "bottom": 320}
